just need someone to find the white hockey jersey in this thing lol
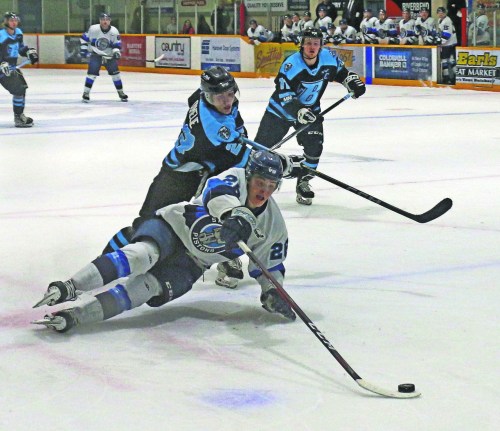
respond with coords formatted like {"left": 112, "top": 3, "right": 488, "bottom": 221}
{"left": 248, "top": 25, "right": 273, "bottom": 42}
{"left": 469, "top": 14, "right": 490, "bottom": 45}
{"left": 359, "top": 16, "right": 378, "bottom": 43}
{"left": 398, "top": 18, "right": 417, "bottom": 44}
{"left": 438, "top": 16, "right": 457, "bottom": 46}
{"left": 333, "top": 25, "right": 358, "bottom": 43}
{"left": 316, "top": 16, "right": 333, "bottom": 33}
{"left": 81, "top": 24, "right": 121, "bottom": 57}
{"left": 156, "top": 167, "right": 288, "bottom": 283}
{"left": 414, "top": 16, "right": 437, "bottom": 45}
{"left": 375, "top": 18, "right": 397, "bottom": 41}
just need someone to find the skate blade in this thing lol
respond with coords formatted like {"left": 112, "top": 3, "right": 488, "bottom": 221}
{"left": 215, "top": 276, "right": 238, "bottom": 289}
{"left": 31, "top": 315, "right": 64, "bottom": 330}
{"left": 32, "top": 291, "right": 59, "bottom": 308}
{"left": 296, "top": 195, "right": 312, "bottom": 206}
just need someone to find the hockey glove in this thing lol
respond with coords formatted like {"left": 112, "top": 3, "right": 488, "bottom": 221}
{"left": 297, "top": 108, "right": 317, "bottom": 124}
{"left": 260, "top": 288, "right": 296, "bottom": 320}
{"left": 342, "top": 71, "right": 366, "bottom": 99}
{"left": 0, "top": 61, "right": 11, "bottom": 77}
{"left": 220, "top": 207, "right": 256, "bottom": 249}
{"left": 27, "top": 48, "right": 39, "bottom": 64}
{"left": 278, "top": 154, "right": 305, "bottom": 179}
{"left": 112, "top": 48, "right": 121, "bottom": 59}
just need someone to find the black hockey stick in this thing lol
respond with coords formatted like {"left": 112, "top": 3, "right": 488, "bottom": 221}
{"left": 241, "top": 137, "right": 453, "bottom": 224}
{"left": 237, "top": 240, "right": 421, "bottom": 399}
{"left": 270, "top": 93, "right": 351, "bottom": 151}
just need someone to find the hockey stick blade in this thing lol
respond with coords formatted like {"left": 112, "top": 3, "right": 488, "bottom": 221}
{"left": 356, "top": 379, "right": 421, "bottom": 399}
{"left": 411, "top": 197, "right": 453, "bottom": 223}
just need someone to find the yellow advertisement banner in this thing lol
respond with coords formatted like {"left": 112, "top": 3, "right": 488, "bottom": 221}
{"left": 254, "top": 42, "right": 299, "bottom": 75}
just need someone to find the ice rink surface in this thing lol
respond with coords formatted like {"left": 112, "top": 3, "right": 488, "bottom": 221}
{"left": 1, "top": 69, "right": 499, "bottom": 430}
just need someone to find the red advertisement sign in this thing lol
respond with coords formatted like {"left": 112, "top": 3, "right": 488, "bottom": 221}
{"left": 120, "top": 36, "right": 146, "bottom": 67}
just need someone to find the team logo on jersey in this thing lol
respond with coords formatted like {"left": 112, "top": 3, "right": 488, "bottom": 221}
{"left": 218, "top": 126, "right": 231, "bottom": 140}
{"left": 96, "top": 37, "right": 111, "bottom": 50}
{"left": 254, "top": 228, "right": 265, "bottom": 239}
{"left": 191, "top": 215, "right": 225, "bottom": 253}
{"left": 284, "top": 63, "right": 293, "bottom": 72}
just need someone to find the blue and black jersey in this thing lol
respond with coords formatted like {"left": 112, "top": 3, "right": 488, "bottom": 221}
{"left": 164, "top": 89, "right": 251, "bottom": 175}
{"left": 0, "top": 27, "right": 29, "bottom": 66}
{"left": 266, "top": 48, "right": 349, "bottom": 122}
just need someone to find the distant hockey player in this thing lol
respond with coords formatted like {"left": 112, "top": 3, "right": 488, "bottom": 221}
{"left": 301, "top": 11, "right": 315, "bottom": 32}
{"left": 359, "top": 9, "right": 378, "bottom": 44}
{"left": 414, "top": 7, "right": 438, "bottom": 45}
{"left": 316, "top": 6, "right": 333, "bottom": 37}
{"left": 281, "top": 15, "right": 294, "bottom": 42}
{"left": 80, "top": 13, "right": 128, "bottom": 102}
{"left": 469, "top": 4, "right": 491, "bottom": 46}
{"left": 0, "top": 12, "right": 38, "bottom": 128}
{"left": 101, "top": 67, "right": 300, "bottom": 289}
{"left": 33, "top": 151, "right": 296, "bottom": 333}
{"left": 398, "top": 8, "right": 418, "bottom": 45}
{"left": 331, "top": 19, "right": 358, "bottom": 45}
{"left": 436, "top": 7, "right": 457, "bottom": 84}
{"left": 374, "top": 9, "right": 398, "bottom": 44}
{"left": 254, "top": 28, "right": 366, "bottom": 205}
{"left": 291, "top": 13, "right": 302, "bottom": 36}
{"left": 247, "top": 19, "right": 274, "bottom": 45}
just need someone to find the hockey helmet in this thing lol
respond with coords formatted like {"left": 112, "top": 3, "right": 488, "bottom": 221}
{"left": 420, "top": 7, "right": 430, "bottom": 12}
{"left": 249, "top": 19, "right": 257, "bottom": 25}
{"left": 378, "top": 9, "right": 387, "bottom": 15}
{"left": 4, "top": 11, "right": 20, "bottom": 28}
{"left": 200, "top": 66, "right": 239, "bottom": 104}
{"left": 301, "top": 28, "right": 323, "bottom": 46}
{"left": 99, "top": 13, "right": 111, "bottom": 21}
{"left": 339, "top": 19, "right": 348, "bottom": 26}
{"left": 436, "top": 7, "right": 447, "bottom": 14}
{"left": 245, "top": 151, "right": 283, "bottom": 187}
{"left": 303, "top": 11, "right": 311, "bottom": 17}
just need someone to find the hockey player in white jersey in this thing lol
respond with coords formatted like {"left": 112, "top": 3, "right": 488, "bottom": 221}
{"left": 316, "top": 6, "right": 333, "bottom": 38}
{"left": 247, "top": 19, "right": 274, "bottom": 45}
{"left": 32, "top": 151, "right": 296, "bottom": 332}
{"left": 436, "top": 7, "right": 457, "bottom": 84}
{"left": 301, "top": 11, "right": 315, "bottom": 32}
{"left": 469, "top": 4, "right": 491, "bottom": 46}
{"left": 359, "top": 8, "right": 378, "bottom": 44}
{"left": 331, "top": 19, "right": 358, "bottom": 45}
{"left": 80, "top": 13, "right": 127, "bottom": 102}
{"left": 414, "top": 7, "right": 438, "bottom": 45}
{"left": 281, "top": 15, "right": 294, "bottom": 42}
{"left": 374, "top": 9, "right": 398, "bottom": 44}
{"left": 397, "top": 9, "right": 417, "bottom": 45}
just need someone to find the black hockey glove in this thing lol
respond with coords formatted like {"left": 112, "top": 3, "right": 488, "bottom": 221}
{"left": 342, "top": 71, "right": 366, "bottom": 99}
{"left": 278, "top": 154, "right": 305, "bottom": 179}
{"left": 220, "top": 207, "right": 256, "bottom": 249}
{"left": 260, "top": 288, "right": 296, "bottom": 320}
{"left": 297, "top": 108, "right": 317, "bottom": 125}
{"left": 27, "top": 48, "right": 39, "bottom": 64}
{"left": 0, "top": 61, "right": 11, "bottom": 77}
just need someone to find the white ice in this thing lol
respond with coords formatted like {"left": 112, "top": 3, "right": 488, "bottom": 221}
{"left": 0, "top": 69, "right": 499, "bottom": 431}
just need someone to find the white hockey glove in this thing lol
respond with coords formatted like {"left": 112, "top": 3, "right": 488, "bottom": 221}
{"left": 260, "top": 288, "right": 296, "bottom": 320}
{"left": 27, "top": 48, "right": 39, "bottom": 64}
{"left": 297, "top": 108, "right": 317, "bottom": 124}
{"left": 278, "top": 154, "right": 305, "bottom": 179}
{"left": 112, "top": 48, "right": 121, "bottom": 59}
{"left": 0, "top": 61, "right": 11, "bottom": 77}
{"left": 342, "top": 71, "right": 366, "bottom": 99}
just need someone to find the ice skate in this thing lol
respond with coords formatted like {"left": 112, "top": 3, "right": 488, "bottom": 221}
{"left": 31, "top": 309, "right": 77, "bottom": 333}
{"left": 82, "top": 92, "right": 90, "bottom": 103}
{"left": 14, "top": 113, "right": 33, "bottom": 128}
{"left": 215, "top": 258, "right": 243, "bottom": 289}
{"left": 33, "top": 280, "right": 78, "bottom": 308}
{"left": 118, "top": 90, "right": 128, "bottom": 102}
{"left": 296, "top": 177, "right": 314, "bottom": 206}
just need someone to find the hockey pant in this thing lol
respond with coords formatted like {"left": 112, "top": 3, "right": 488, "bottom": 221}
{"left": 1, "top": 70, "right": 28, "bottom": 115}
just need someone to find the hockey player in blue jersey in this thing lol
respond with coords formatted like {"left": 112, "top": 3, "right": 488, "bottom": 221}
{"left": 80, "top": 13, "right": 127, "bottom": 102}
{"left": 0, "top": 12, "right": 38, "bottom": 127}
{"left": 254, "top": 28, "right": 365, "bottom": 205}
{"left": 33, "top": 151, "right": 296, "bottom": 332}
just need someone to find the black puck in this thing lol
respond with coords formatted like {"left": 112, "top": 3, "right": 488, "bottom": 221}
{"left": 398, "top": 383, "right": 416, "bottom": 393}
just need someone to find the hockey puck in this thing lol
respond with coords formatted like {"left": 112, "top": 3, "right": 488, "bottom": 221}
{"left": 398, "top": 383, "right": 416, "bottom": 393}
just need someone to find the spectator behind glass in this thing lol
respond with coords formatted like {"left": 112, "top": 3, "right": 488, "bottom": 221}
{"left": 182, "top": 19, "right": 195, "bottom": 35}
{"left": 165, "top": 16, "right": 177, "bottom": 34}
{"left": 197, "top": 15, "right": 212, "bottom": 34}
{"left": 211, "top": 2, "right": 230, "bottom": 34}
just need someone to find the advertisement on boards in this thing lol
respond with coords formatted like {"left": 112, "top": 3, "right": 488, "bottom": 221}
{"left": 325, "top": 45, "right": 365, "bottom": 77}
{"left": 155, "top": 37, "right": 191, "bottom": 68}
{"left": 201, "top": 38, "right": 241, "bottom": 71}
{"left": 120, "top": 36, "right": 146, "bottom": 67}
{"left": 374, "top": 47, "right": 432, "bottom": 80}
{"left": 455, "top": 48, "right": 500, "bottom": 87}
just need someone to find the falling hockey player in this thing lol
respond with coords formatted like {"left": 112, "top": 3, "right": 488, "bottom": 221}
{"left": 33, "top": 151, "right": 296, "bottom": 332}
{"left": 80, "top": 13, "right": 128, "bottom": 102}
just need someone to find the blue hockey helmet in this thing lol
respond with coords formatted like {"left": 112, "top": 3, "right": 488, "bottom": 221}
{"left": 246, "top": 151, "right": 283, "bottom": 186}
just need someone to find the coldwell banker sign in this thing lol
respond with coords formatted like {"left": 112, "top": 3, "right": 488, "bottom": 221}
{"left": 155, "top": 37, "right": 191, "bottom": 69}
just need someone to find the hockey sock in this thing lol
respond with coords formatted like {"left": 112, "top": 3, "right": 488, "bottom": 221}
{"left": 111, "top": 73, "right": 124, "bottom": 90}
{"left": 12, "top": 95, "right": 25, "bottom": 115}
{"left": 84, "top": 74, "right": 97, "bottom": 92}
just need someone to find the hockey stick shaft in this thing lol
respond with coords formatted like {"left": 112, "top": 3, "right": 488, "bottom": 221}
{"left": 241, "top": 137, "right": 453, "bottom": 223}
{"left": 237, "top": 241, "right": 361, "bottom": 380}
{"left": 146, "top": 54, "right": 166, "bottom": 63}
{"left": 270, "top": 94, "right": 351, "bottom": 151}
{"left": 0, "top": 58, "right": 32, "bottom": 79}
{"left": 238, "top": 240, "right": 421, "bottom": 398}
